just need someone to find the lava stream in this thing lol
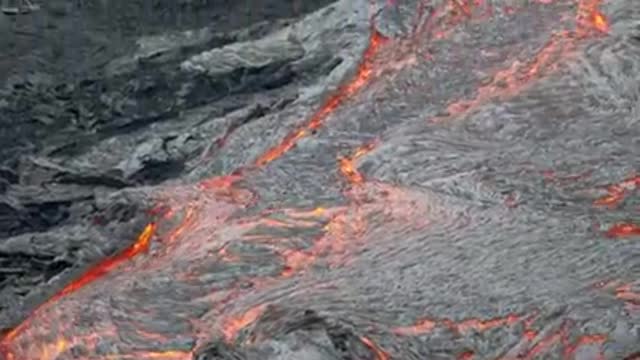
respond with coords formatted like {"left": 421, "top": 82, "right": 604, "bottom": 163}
{"left": 593, "top": 175, "right": 640, "bottom": 208}
{"left": 254, "top": 28, "right": 389, "bottom": 167}
{"left": 430, "top": 0, "right": 608, "bottom": 124}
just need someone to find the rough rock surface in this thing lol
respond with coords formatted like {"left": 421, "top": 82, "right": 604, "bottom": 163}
{"left": 0, "top": 0, "right": 337, "bottom": 331}
{"left": 1, "top": 0, "right": 640, "bottom": 359}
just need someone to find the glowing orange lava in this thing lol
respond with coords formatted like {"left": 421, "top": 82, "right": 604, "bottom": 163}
{"left": 103, "top": 350, "right": 193, "bottom": 360}
{"left": 393, "top": 313, "right": 521, "bottom": 336}
{"left": 605, "top": 222, "right": 640, "bottom": 238}
{"left": 338, "top": 140, "right": 378, "bottom": 185}
{"left": 221, "top": 304, "right": 267, "bottom": 343}
{"left": 0, "top": 1, "right": 622, "bottom": 359}
{"left": 396, "top": 311, "right": 609, "bottom": 359}
{"left": 430, "top": 0, "right": 608, "bottom": 124}
{"left": 360, "top": 336, "right": 390, "bottom": 360}
{"left": 576, "top": 0, "right": 609, "bottom": 36}
{"left": 393, "top": 318, "right": 436, "bottom": 336}
{"left": 254, "top": 30, "right": 388, "bottom": 167}
{"left": 435, "top": 30, "right": 574, "bottom": 123}
{"left": 593, "top": 175, "right": 640, "bottom": 207}
{"left": 2, "top": 222, "right": 157, "bottom": 344}
{"left": 615, "top": 283, "right": 640, "bottom": 306}
{"left": 562, "top": 334, "right": 607, "bottom": 359}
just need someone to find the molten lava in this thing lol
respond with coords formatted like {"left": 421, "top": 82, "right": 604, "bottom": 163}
{"left": 360, "top": 336, "right": 390, "bottom": 360}
{"left": 0, "top": 0, "right": 626, "bottom": 359}
{"left": 605, "top": 222, "right": 640, "bottom": 238}
{"left": 338, "top": 140, "right": 378, "bottom": 185}
{"left": 254, "top": 29, "right": 389, "bottom": 167}
{"left": 2, "top": 222, "right": 157, "bottom": 344}
{"left": 593, "top": 175, "right": 640, "bottom": 207}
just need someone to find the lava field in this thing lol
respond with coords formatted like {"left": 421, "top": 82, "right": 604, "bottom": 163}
{"left": 0, "top": 0, "right": 639, "bottom": 359}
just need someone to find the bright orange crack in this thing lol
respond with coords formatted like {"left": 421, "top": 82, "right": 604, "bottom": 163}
{"left": 605, "top": 222, "right": 640, "bottom": 238}
{"left": 396, "top": 312, "right": 608, "bottom": 359}
{"left": 338, "top": 140, "right": 378, "bottom": 185}
{"left": 360, "top": 336, "right": 390, "bottom": 360}
{"left": 104, "top": 350, "right": 193, "bottom": 360}
{"left": 576, "top": 0, "right": 609, "bottom": 36}
{"left": 221, "top": 304, "right": 267, "bottom": 343}
{"left": 393, "top": 313, "right": 521, "bottom": 336}
{"left": 615, "top": 283, "right": 640, "bottom": 306}
{"left": 435, "top": 31, "right": 574, "bottom": 124}
{"left": 2, "top": 222, "right": 157, "bottom": 343}
{"left": 563, "top": 334, "right": 607, "bottom": 359}
{"left": 0, "top": 2, "right": 619, "bottom": 359}
{"left": 518, "top": 324, "right": 607, "bottom": 360}
{"left": 254, "top": 29, "right": 389, "bottom": 167}
{"left": 431, "top": 0, "right": 608, "bottom": 125}
{"left": 393, "top": 318, "right": 436, "bottom": 336}
{"left": 593, "top": 279, "right": 640, "bottom": 311}
{"left": 593, "top": 175, "right": 640, "bottom": 207}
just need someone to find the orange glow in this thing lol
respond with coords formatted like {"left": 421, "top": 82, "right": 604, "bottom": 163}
{"left": 338, "top": 141, "right": 378, "bottom": 185}
{"left": 338, "top": 157, "right": 364, "bottom": 184}
{"left": 278, "top": 208, "right": 356, "bottom": 276}
{"left": 605, "top": 222, "right": 640, "bottom": 238}
{"left": 450, "top": 0, "right": 473, "bottom": 18}
{"left": 393, "top": 318, "right": 436, "bottom": 336}
{"left": 199, "top": 174, "right": 243, "bottom": 190}
{"left": 592, "top": 12, "right": 609, "bottom": 33}
{"left": 254, "top": 128, "right": 308, "bottom": 167}
{"left": 165, "top": 206, "right": 197, "bottom": 245}
{"left": 104, "top": 350, "right": 193, "bottom": 360}
{"left": 519, "top": 322, "right": 569, "bottom": 359}
{"left": 221, "top": 304, "right": 266, "bottom": 342}
{"left": 455, "top": 313, "right": 519, "bottom": 332}
{"left": 254, "top": 30, "right": 388, "bottom": 167}
{"left": 594, "top": 280, "right": 640, "bottom": 309}
{"left": 524, "top": 329, "right": 538, "bottom": 341}
{"left": 593, "top": 175, "right": 639, "bottom": 207}
{"left": 616, "top": 284, "right": 640, "bottom": 305}
{"left": 431, "top": 0, "right": 609, "bottom": 125}
{"left": 394, "top": 313, "right": 521, "bottom": 336}
{"left": 280, "top": 249, "right": 315, "bottom": 277}
{"left": 57, "top": 222, "right": 156, "bottom": 298}
{"left": 0, "top": 1, "right": 621, "bottom": 359}
{"left": 360, "top": 336, "right": 390, "bottom": 360}
{"left": 563, "top": 334, "right": 607, "bottom": 358}
{"left": 577, "top": 0, "right": 609, "bottom": 36}
{"left": 3, "top": 222, "right": 157, "bottom": 343}
{"left": 434, "top": 31, "right": 572, "bottom": 124}
{"left": 542, "top": 169, "right": 593, "bottom": 185}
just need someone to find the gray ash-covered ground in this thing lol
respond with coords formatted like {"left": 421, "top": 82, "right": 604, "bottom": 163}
{"left": 1, "top": 0, "right": 640, "bottom": 359}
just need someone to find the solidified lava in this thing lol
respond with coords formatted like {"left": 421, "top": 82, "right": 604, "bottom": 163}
{"left": 2, "top": 0, "right": 638, "bottom": 359}
{"left": 253, "top": 28, "right": 389, "bottom": 168}
{"left": 594, "top": 175, "right": 640, "bottom": 208}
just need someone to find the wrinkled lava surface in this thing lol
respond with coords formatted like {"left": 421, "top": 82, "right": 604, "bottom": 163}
{"left": 1, "top": 0, "right": 640, "bottom": 359}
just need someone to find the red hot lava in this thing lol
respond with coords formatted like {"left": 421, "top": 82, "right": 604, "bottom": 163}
{"left": 0, "top": 1, "right": 622, "bottom": 359}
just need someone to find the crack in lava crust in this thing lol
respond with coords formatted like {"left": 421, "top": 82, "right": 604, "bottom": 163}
{"left": 2, "top": 0, "right": 633, "bottom": 359}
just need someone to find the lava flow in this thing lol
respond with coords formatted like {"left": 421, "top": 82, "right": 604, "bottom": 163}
{"left": 430, "top": 0, "right": 609, "bottom": 124}
{"left": 253, "top": 28, "right": 389, "bottom": 168}
{"left": 0, "top": 0, "right": 632, "bottom": 359}
{"left": 593, "top": 175, "right": 640, "bottom": 208}
{"left": 1, "top": 222, "right": 157, "bottom": 344}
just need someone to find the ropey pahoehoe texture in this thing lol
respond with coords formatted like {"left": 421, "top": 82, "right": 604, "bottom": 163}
{"left": 1, "top": 0, "right": 640, "bottom": 359}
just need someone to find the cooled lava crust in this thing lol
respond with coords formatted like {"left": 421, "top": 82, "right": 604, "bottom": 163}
{"left": 1, "top": 0, "right": 640, "bottom": 359}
